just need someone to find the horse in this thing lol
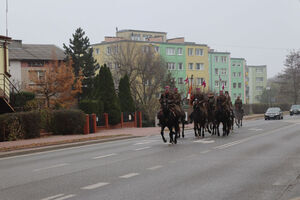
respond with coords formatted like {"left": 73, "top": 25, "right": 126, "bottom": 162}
{"left": 206, "top": 98, "right": 217, "bottom": 135}
{"left": 157, "top": 99, "right": 180, "bottom": 144}
{"left": 176, "top": 112, "right": 186, "bottom": 138}
{"left": 192, "top": 99, "right": 208, "bottom": 138}
{"left": 215, "top": 103, "right": 231, "bottom": 136}
{"left": 235, "top": 107, "right": 244, "bottom": 128}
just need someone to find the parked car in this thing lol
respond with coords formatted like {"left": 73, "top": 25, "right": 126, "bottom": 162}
{"left": 264, "top": 107, "right": 283, "bottom": 120}
{"left": 290, "top": 105, "right": 300, "bottom": 116}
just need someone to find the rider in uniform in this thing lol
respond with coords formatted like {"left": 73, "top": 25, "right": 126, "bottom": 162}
{"left": 173, "top": 88, "right": 185, "bottom": 118}
{"left": 234, "top": 96, "right": 243, "bottom": 112}
{"left": 216, "top": 90, "right": 227, "bottom": 108}
{"left": 224, "top": 91, "right": 233, "bottom": 110}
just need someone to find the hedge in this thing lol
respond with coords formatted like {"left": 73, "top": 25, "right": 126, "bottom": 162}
{"left": 10, "top": 92, "right": 35, "bottom": 109}
{"left": 51, "top": 109, "right": 85, "bottom": 135}
{"left": 0, "top": 111, "right": 41, "bottom": 142}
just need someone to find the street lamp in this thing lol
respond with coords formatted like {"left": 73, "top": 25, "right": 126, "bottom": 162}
{"left": 266, "top": 86, "right": 271, "bottom": 106}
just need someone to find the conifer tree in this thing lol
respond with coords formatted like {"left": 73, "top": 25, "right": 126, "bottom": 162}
{"left": 118, "top": 74, "right": 135, "bottom": 112}
{"left": 95, "top": 65, "right": 121, "bottom": 125}
{"left": 63, "top": 27, "right": 99, "bottom": 98}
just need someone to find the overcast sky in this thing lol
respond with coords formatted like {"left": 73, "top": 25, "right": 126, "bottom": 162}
{"left": 1, "top": 0, "right": 300, "bottom": 78}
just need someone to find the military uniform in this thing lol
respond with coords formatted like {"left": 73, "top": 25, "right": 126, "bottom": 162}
{"left": 234, "top": 98, "right": 243, "bottom": 111}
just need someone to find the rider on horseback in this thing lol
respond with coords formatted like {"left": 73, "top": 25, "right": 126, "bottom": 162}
{"left": 173, "top": 88, "right": 185, "bottom": 118}
{"left": 234, "top": 96, "right": 243, "bottom": 113}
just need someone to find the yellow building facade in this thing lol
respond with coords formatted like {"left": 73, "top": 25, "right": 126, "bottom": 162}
{"left": 185, "top": 44, "right": 209, "bottom": 92}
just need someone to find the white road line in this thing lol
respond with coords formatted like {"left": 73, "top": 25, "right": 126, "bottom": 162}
{"left": 81, "top": 182, "right": 109, "bottom": 190}
{"left": 193, "top": 139, "right": 215, "bottom": 144}
{"left": 119, "top": 173, "right": 139, "bottom": 178}
{"left": 41, "top": 194, "right": 65, "bottom": 200}
{"left": 55, "top": 194, "right": 76, "bottom": 200}
{"left": 134, "top": 140, "right": 158, "bottom": 145}
{"left": 92, "top": 153, "right": 117, "bottom": 159}
{"left": 248, "top": 128, "right": 263, "bottom": 131}
{"left": 134, "top": 146, "right": 151, "bottom": 151}
{"left": 33, "top": 163, "right": 69, "bottom": 172}
{"left": 147, "top": 165, "right": 163, "bottom": 170}
{"left": 200, "top": 150, "right": 211, "bottom": 154}
{"left": 0, "top": 137, "right": 141, "bottom": 161}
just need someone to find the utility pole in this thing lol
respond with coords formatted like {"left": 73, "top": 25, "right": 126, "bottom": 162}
{"left": 6, "top": 0, "right": 8, "bottom": 37}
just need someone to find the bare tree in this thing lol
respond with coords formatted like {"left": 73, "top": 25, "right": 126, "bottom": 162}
{"left": 278, "top": 50, "right": 300, "bottom": 104}
{"left": 107, "top": 42, "right": 167, "bottom": 121}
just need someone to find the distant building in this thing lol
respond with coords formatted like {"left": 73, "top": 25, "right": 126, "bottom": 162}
{"left": 0, "top": 35, "right": 14, "bottom": 113}
{"left": 92, "top": 29, "right": 210, "bottom": 97}
{"left": 9, "top": 40, "right": 65, "bottom": 91}
{"left": 209, "top": 51, "right": 231, "bottom": 95}
{"left": 246, "top": 65, "right": 267, "bottom": 104}
{"left": 230, "top": 58, "right": 246, "bottom": 103}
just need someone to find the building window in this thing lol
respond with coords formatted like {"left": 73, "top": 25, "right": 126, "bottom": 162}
{"left": 238, "top": 72, "right": 242, "bottom": 77}
{"left": 197, "top": 78, "right": 205, "bottom": 86}
{"left": 232, "top": 64, "right": 236, "bottom": 67}
{"left": 256, "top": 86, "right": 263, "bottom": 91}
{"left": 188, "top": 63, "right": 193, "bottom": 70}
{"left": 221, "top": 56, "right": 227, "bottom": 63}
{"left": 233, "top": 83, "right": 236, "bottom": 88}
{"left": 178, "top": 63, "right": 183, "bottom": 70}
{"left": 221, "top": 68, "right": 227, "bottom": 75}
{"left": 142, "top": 45, "right": 150, "bottom": 53}
{"left": 154, "top": 46, "right": 160, "bottom": 53}
{"left": 237, "top": 64, "right": 241, "bottom": 67}
{"left": 215, "top": 56, "right": 219, "bottom": 62}
{"left": 233, "top": 72, "right": 236, "bottom": 77}
{"left": 131, "top": 34, "right": 141, "bottom": 41}
{"left": 256, "top": 68, "right": 263, "bottom": 73}
{"left": 188, "top": 48, "right": 193, "bottom": 56}
{"left": 215, "top": 68, "right": 219, "bottom": 75}
{"left": 238, "top": 93, "right": 241, "bottom": 97}
{"left": 166, "top": 47, "right": 176, "bottom": 55}
{"left": 177, "top": 48, "right": 183, "bottom": 55}
{"left": 196, "top": 63, "right": 204, "bottom": 70}
{"left": 114, "top": 63, "right": 119, "bottom": 70}
{"left": 256, "top": 77, "right": 264, "bottom": 82}
{"left": 95, "top": 48, "right": 100, "bottom": 55}
{"left": 233, "top": 93, "right": 237, "bottom": 99}
{"left": 167, "top": 62, "right": 176, "bottom": 70}
{"left": 215, "top": 80, "right": 219, "bottom": 87}
{"left": 178, "top": 77, "right": 183, "bottom": 84}
{"left": 238, "top": 83, "right": 242, "bottom": 88}
{"left": 106, "top": 47, "right": 111, "bottom": 55}
{"left": 195, "top": 48, "right": 203, "bottom": 56}
{"left": 221, "top": 81, "right": 227, "bottom": 87}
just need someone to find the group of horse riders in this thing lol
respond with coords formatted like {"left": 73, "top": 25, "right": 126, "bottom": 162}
{"left": 157, "top": 85, "right": 244, "bottom": 143}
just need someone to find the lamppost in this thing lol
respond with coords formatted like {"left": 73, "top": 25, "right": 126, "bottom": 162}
{"left": 266, "top": 86, "right": 271, "bottom": 106}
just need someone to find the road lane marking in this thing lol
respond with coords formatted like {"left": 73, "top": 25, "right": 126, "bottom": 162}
{"left": 33, "top": 163, "right": 69, "bottom": 172}
{"left": 119, "top": 173, "right": 139, "bottom": 178}
{"left": 134, "top": 140, "right": 158, "bottom": 145}
{"left": 193, "top": 139, "right": 215, "bottom": 144}
{"left": 92, "top": 153, "right": 117, "bottom": 159}
{"left": 147, "top": 165, "right": 163, "bottom": 170}
{"left": 55, "top": 194, "right": 76, "bottom": 200}
{"left": 248, "top": 128, "right": 263, "bottom": 131}
{"left": 200, "top": 150, "right": 211, "bottom": 154}
{"left": 41, "top": 194, "right": 65, "bottom": 200}
{"left": 81, "top": 182, "right": 109, "bottom": 190}
{"left": 135, "top": 146, "right": 151, "bottom": 151}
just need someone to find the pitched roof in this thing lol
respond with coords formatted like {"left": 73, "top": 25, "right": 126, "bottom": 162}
{"left": 9, "top": 41, "right": 65, "bottom": 61}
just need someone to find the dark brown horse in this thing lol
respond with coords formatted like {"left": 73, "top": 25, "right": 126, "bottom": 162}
{"left": 157, "top": 99, "right": 180, "bottom": 144}
{"left": 215, "top": 102, "right": 231, "bottom": 136}
{"left": 192, "top": 100, "right": 208, "bottom": 138}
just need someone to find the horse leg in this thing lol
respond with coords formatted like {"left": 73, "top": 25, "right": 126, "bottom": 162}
{"left": 169, "top": 128, "right": 173, "bottom": 144}
{"left": 194, "top": 123, "right": 198, "bottom": 137}
{"left": 160, "top": 125, "right": 167, "bottom": 143}
{"left": 181, "top": 118, "right": 185, "bottom": 138}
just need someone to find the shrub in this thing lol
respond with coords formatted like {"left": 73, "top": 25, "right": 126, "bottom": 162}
{"left": 79, "top": 99, "right": 103, "bottom": 115}
{"left": 51, "top": 109, "right": 85, "bottom": 135}
{"left": 0, "top": 111, "right": 40, "bottom": 141}
{"left": 40, "top": 109, "right": 53, "bottom": 132}
{"left": 10, "top": 92, "right": 35, "bottom": 108}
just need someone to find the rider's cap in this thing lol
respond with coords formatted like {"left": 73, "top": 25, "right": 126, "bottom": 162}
{"left": 165, "top": 86, "right": 170, "bottom": 89}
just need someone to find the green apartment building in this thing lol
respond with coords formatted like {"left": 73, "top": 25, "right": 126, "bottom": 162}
{"left": 246, "top": 65, "right": 267, "bottom": 104}
{"left": 159, "top": 42, "right": 187, "bottom": 95}
{"left": 230, "top": 58, "right": 246, "bottom": 103}
{"left": 209, "top": 51, "right": 231, "bottom": 94}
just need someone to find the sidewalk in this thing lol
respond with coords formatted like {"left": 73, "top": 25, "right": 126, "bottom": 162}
{"left": 0, "top": 114, "right": 262, "bottom": 153}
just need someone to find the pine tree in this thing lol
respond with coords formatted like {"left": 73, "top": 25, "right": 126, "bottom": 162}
{"left": 95, "top": 65, "right": 121, "bottom": 125}
{"left": 118, "top": 74, "right": 135, "bottom": 113}
{"left": 63, "top": 27, "right": 99, "bottom": 98}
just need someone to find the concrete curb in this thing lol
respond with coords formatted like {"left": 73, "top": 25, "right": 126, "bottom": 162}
{"left": 0, "top": 135, "right": 140, "bottom": 158}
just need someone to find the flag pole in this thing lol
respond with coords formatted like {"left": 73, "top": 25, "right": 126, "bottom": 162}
{"left": 6, "top": 0, "right": 8, "bottom": 37}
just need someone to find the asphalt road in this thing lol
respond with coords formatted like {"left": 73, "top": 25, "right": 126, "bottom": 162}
{"left": 1, "top": 115, "right": 300, "bottom": 200}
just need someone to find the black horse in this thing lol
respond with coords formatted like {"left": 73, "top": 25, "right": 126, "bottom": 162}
{"left": 235, "top": 108, "right": 244, "bottom": 128}
{"left": 215, "top": 104, "right": 231, "bottom": 136}
{"left": 192, "top": 100, "right": 208, "bottom": 138}
{"left": 176, "top": 110, "right": 186, "bottom": 138}
{"left": 157, "top": 99, "right": 180, "bottom": 144}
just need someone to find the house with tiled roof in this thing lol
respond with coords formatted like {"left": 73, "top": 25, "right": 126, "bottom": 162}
{"left": 9, "top": 40, "right": 65, "bottom": 91}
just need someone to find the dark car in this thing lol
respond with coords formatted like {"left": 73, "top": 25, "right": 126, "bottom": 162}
{"left": 290, "top": 105, "right": 300, "bottom": 116}
{"left": 265, "top": 107, "right": 283, "bottom": 120}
